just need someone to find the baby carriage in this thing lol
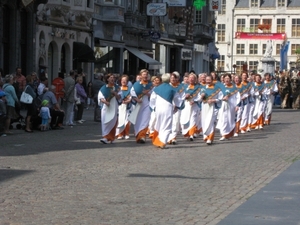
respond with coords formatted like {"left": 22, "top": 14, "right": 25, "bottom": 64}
{"left": 9, "top": 113, "right": 26, "bottom": 130}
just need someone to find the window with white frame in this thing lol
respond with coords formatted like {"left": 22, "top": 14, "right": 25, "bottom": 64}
{"left": 251, "top": 0, "right": 258, "bottom": 7}
{"left": 248, "top": 61, "right": 258, "bottom": 71}
{"left": 276, "top": 44, "right": 281, "bottom": 55}
{"left": 292, "top": 19, "right": 300, "bottom": 37}
{"left": 277, "top": 18, "right": 285, "bottom": 33}
{"left": 236, "top": 19, "right": 245, "bottom": 32}
{"left": 236, "top": 44, "right": 245, "bottom": 54}
{"left": 217, "top": 24, "right": 225, "bottom": 42}
{"left": 249, "top": 44, "right": 258, "bottom": 54}
{"left": 291, "top": 44, "right": 300, "bottom": 55}
{"left": 277, "top": 0, "right": 285, "bottom": 7}
{"left": 262, "top": 44, "right": 266, "bottom": 55}
{"left": 235, "top": 61, "right": 244, "bottom": 75}
{"left": 217, "top": 55, "right": 225, "bottom": 71}
{"left": 220, "top": 0, "right": 226, "bottom": 15}
{"left": 250, "top": 19, "right": 259, "bottom": 32}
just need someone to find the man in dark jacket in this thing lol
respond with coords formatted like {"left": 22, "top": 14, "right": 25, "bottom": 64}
{"left": 92, "top": 73, "right": 105, "bottom": 122}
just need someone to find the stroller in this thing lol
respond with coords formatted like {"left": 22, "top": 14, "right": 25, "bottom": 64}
{"left": 9, "top": 104, "right": 26, "bottom": 130}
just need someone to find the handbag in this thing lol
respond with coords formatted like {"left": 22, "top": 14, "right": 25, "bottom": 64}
{"left": 20, "top": 86, "right": 33, "bottom": 104}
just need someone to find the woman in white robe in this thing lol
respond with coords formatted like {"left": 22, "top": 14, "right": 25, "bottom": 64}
{"left": 263, "top": 73, "right": 278, "bottom": 125}
{"left": 216, "top": 74, "right": 241, "bottom": 140}
{"left": 98, "top": 74, "right": 122, "bottom": 144}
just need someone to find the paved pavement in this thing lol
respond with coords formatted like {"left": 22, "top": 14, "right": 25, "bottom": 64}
{"left": 0, "top": 107, "right": 300, "bottom": 225}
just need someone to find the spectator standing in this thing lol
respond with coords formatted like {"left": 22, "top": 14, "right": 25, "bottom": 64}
{"left": 86, "top": 81, "right": 94, "bottom": 109}
{"left": 63, "top": 70, "right": 76, "bottom": 126}
{"left": 24, "top": 75, "right": 37, "bottom": 133}
{"left": 42, "top": 85, "right": 64, "bottom": 129}
{"left": 15, "top": 67, "right": 26, "bottom": 99}
{"left": 75, "top": 76, "right": 87, "bottom": 123}
{"left": 0, "top": 91, "right": 7, "bottom": 136}
{"left": 37, "top": 76, "right": 48, "bottom": 96}
{"left": 92, "top": 73, "right": 105, "bottom": 122}
{"left": 2, "top": 75, "right": 19, "bottom": 135}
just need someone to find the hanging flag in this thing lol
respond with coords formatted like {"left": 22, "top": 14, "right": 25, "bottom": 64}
{"left": 209, "top": 0, "right": 221, "bottom": 11}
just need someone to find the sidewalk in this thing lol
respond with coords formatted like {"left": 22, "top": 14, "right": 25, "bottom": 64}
{"left": 217, "top": 160, "right": 300, "bottom": 225}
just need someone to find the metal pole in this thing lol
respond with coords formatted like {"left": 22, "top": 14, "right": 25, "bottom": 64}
{"left": 231, "top": 8, "right": 234, "bottom": 73}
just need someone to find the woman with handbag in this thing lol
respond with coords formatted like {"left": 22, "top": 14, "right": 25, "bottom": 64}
{"left": 24, "top": 74, "right": 37, "bottom": 132}
{"left": 2, "top": 74, "right": 19, "bottom": 135}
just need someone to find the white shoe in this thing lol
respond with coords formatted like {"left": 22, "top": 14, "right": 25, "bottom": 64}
{"left": 125, "top": 135, "right": 130, "bottom": 140}
{"left": 193, "top": 134, "right": 198, "bottom": 138}
{"left": 254, "top": 126, "right": 259, "bottom": 130}
{"left": 117, "top": 136, "right": 123, "bottom": 140}
{"left": 100, "top": 138, "right": 108, "bottom": 144}
{"left": 206, "top": 140, "right": 212, "bottom": 145}
{"left": 241, "top": 130, "right": 246, "bottom": 134}
{"left": 259, "top": 125, "right": 263, "bottom": 129}
{"left": 233, "top": 133, "right": 239, "bottom": 137}
{"left": 219, "top": 137, "right": 228, "bottom": 141}
{"left": 246, "top": 128, "right": 251, "bottom": 132}
{"left": 189, "top": 136, "right": 194, "bottom": 141}
{"left": 77, "top": 120, "right": 83, "bottom": 124}
{"left": 80, "top": 120, "right": 86, "bottom": 122}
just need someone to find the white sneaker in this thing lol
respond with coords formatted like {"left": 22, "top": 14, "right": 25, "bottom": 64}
{"left": 259, "top": 125, "right": 263, "bottom": 129}
{"left": 117, "top": 136, "right": 123, "bottom": 140}
{"left": 125, "top": 135, "right": 130, "bottom": 139}
{"left": 206, "top": 140, "right": 212, "bottom": 145}
{"left": 219, "top": 137, "right": 228, "bottom": 141}
{"left": 80, "top": 120, "right": 86, "bottom": 122}
{"left": 233, "top": 133, "right": 239, "bottom": 137}
{"left": 189, "top": 135, "right": 194, "bottom": 141}
{"left": 241, "top": 130, "right": 246, "bottom": 134}
{"left": 77, "top": 120, "right": 83, "bottom": 124}
{"left": 100, "top": 138, "right": 108, "bottom": 144}
{"left": 254, "top": 126, "right": 259, "bottom": 130}
{"left": 193, "top": 133, "right": 198, "bottom": 138}
{"left": 246, "top": 128, "right": 251, "bottom": 132}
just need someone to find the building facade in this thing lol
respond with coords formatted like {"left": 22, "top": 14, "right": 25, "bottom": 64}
{"left": 216, "top": 0, "right": 300, "bottom": 75}
{"left": 0, "top": 0, "right": 216, "bottom": 80}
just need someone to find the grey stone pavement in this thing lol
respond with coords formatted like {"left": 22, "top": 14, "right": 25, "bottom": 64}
{"left": 0, "top": 106, "right": 300, "bottom": 225}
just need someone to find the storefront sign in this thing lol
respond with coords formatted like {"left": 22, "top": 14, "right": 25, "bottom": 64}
{"left": 209, "top": 0, "right": 221, "bottom": 11}
{"left": 149, "top": 31, "right": 161, "bottom": 42}
{"left": 194, "top": 44, "right": 206, "bottom": 52}
{"left": 163, "top": 0, "right": 186, "bottom": 7}
{"left": 147, "top": 3, "right": 167, "bottom": 16}
{"left": 181, "top": 49, "right": 192, "bottom": 60}
{"left": 235, "top": 32, "right": 286, "bottom": 40}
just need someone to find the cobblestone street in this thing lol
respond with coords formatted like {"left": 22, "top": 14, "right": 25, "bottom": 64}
{"left": 0, "top": 108, "right": 300, "bottom": 225}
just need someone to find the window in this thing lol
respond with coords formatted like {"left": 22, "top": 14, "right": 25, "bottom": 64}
{"left": 250, "top": 19, "right": 259, "bottom": 33}
{"left": 195, "top": 10, "right": 202, "bottom": 23}
{"left": 235, "top": 61, "right": 244, "bottom": 75}
{"left": 261, "top": 19, "right": 272, "bottom": 33}
{"left": 249, "top": 44, "right": 258, "bottom": 54}
{"left": 276, "top": 44, "right": 281, "bottom": 55}
{"left": 217, "top": 24, "right": 226, "bottom": 42}
{"left": 262, "top": 44, "right": 266, "bottom": 55}
{"left": 278, "top": 0, "right": 285, "bottom": 7}
{"left": 236, "top": 19, "right": 245, "bottom": 32}
{"left": 292, "top": 19, "right": 300, "bottom": 37}
{"left": 217, "top": 55, "right": 225, "bottom": 71}
{"left": 277, "top": 19, "right": 286, "bottom": 33}
{"left": 249, "top": 61, "right": 258, "bottom": 72}
{"left": 236, "top": 44, "right": 245, "bottom": 54}
{"left": 251, "top": 0, "right": 258, "bottom": 7}
{"left": 220, "top": 0, "right": 226, "bottom": 15}
{"left": 291, "top": 44, "right": 300, "bottom": 55}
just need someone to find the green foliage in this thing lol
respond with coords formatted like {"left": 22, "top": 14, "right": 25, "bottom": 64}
{"left": 295, "top": 48, "right": 300, "bottom": 55}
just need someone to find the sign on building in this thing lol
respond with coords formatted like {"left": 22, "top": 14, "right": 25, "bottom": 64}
{"left": 147, "top": 3, "right": 167, "bottom": 16}
{"left": 181, "top": 49, "right": 192, "bottom": 60}
{"left": 209, "top": 0, "right": 221, "bottom": 11}
{"left": 163, "top": 0, "right": 186, "bottom": 7}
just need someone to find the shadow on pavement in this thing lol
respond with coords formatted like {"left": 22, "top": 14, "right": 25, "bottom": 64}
{"left": 0, "top": 168, "right": 34, "bottom": 183}
{"left": 127, "top": 173, "right": 216, "bottom": 180}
